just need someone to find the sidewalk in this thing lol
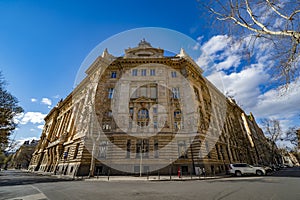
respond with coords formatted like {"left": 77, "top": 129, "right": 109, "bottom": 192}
{"left": 27, "top": 169, "right": 230, "bottom": 182}
{"left": 85, "top": 174, "right": 230, "bottom": 182}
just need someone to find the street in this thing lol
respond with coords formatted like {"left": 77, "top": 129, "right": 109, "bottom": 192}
{"left": 0, "top": 167, "right": 300, "bottom": 200}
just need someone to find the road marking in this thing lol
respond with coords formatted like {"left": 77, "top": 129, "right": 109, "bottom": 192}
{"left": 6, "top": 185, "right": 48, "bottom": 200}
{"left": 6, "top": 193, "right": 48, "bottom": 200}
{"left": 215, "top": 176, "right": 264, "bottom": 181}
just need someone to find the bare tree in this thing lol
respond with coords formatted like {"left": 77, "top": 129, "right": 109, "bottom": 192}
{"left": 284, "top": 126, "right": 299, "bottom": 147}
{"left": 199, "top": 0, "right": 300, "bottom": 87}
{"left": 261, "top": 118, "right": 282, "bottom": 163}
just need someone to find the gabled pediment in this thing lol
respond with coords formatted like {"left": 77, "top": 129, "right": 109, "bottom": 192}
{"left": 124, "top": 39, "right": 164, "bottom": 58}
{"left": 131, "top": 96, "right": 156, "bottom": 103}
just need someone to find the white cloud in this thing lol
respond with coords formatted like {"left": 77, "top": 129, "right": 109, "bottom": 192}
{"left": 192, "top": 42, "right": 200, "bottom": 50}
{"left": 37, "top": 124, "right": 44, "bottom": 130}
{"left": 14, "top": 113, "right": 25, "bottom": 124}
{"left": 207, "top": 65, "right": 269, "bottom": 109}
{"left": 41, "top": 98, "right": 52, "bottom": 106}
{"left": 14, "top": 137, "right": 39, "bottom": 150}
{"left": 201, "top": 35, "right": 231, "bottom": 55}
{"left": 215, "top": 55, "right": 241, "bottom": 70}
{"left": 31, "top": 98, "right": 37, "bottom": 102}
{"left": 252, "top": 81, "right": 300, "bottom": 119}
{"left": 199, "top": 33, "right": 300, "bottom": 133}
{"left": 19, "top": 112, "right": 47, "bottom": 125}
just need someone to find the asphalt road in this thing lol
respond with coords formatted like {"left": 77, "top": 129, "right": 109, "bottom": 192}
{"left": 1, "top": 167, "right": 300, "bottom": 200}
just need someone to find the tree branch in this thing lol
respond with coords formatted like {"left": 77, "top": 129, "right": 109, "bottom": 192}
{"left": 266, "top": 0, "right": 290, "bottom": 20}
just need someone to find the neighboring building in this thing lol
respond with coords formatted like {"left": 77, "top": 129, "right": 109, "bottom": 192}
{"left": 29, "top": 40, "right": 275, "bottom": 177}
{"left": 297, "top": 129, "right": 300, "bottom": 152}
{"left": 10, "top": 140, "right": 39, "bottom": 169}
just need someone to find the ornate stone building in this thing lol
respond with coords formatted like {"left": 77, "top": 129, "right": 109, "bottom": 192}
{"left": 10, "top": 139, "right": 39, "bottom": 169}
{"left": 29, "top": 40, "right": 274, "bottom": 176}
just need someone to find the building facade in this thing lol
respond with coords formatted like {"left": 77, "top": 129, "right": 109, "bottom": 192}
{"left": 10, "top": 140, "right": 39, "bottom": 169}
{"left": 29, "top": 40, "right": 275, "bottom": 176}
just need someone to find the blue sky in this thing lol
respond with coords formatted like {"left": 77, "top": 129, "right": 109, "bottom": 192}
{"left": 0, "top": 0, "right": 299, "bottom": 147}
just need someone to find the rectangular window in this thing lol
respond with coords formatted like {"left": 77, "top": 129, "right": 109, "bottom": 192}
{"left": 136, "top": 139, "right": 142, "bottom": 158}
{"left": 129, "top": 121, "right": 132, "bottom": 129}
{"left": 140, "top": 86, "right": 147, "bottom": 97}
{"left": 129, "top": 107, "right": 134, "bottom": 117}
{"left": 174, "top": 121, "right": 181, "bottom": 130}
{"left": 141, "top": 69, "right": 147, "bottom": 76}
{"left": 143, "top": 139, "right": 149, "bottom": 158}
{"left": 108, "top": 88, "right": 114, "bottom": 99}
{"left": 73, "top": 143, "right": 80, "bottom": 159}
{"left": 126, "top": 140, "right": 131, "bottom": 158}
{"left": 131, "top": 86, "right": 138, "bottom": 98}
{"left": 154, "top": 140, "right": 159, "bottom": 158}
{"left": 111, "top": 71, "right": 117, "bottom": 78}
{"left": 171, "top": 71, "right": 177, "bottom": 78}
{"left": 136, "top": 139, "right": 149, "bottom": 158}
{"left": 178, "top": 141, "right": 188, "bottom": 159}
{"left": 205, "top": 141, "right": 211, "bottom": 159}
{"left": 150, "top": 69, "right": 155, "bottom": 76}
{"left": 99, "top": 141, "right": 108, "bottom": 159}
{"left": 150, "top": 86, "right": 157, "bottom": 98}
{"left": 153, "top": 107, "right": 157, "bottom": 115}
{"left": 153, "top": 121, "right": 158, "bottom": 129}
{"left": 172, "top": 88, "right": 180, "bottom": 99}
{"left": 132, "top": 69, "right": 138, "bottom": 76}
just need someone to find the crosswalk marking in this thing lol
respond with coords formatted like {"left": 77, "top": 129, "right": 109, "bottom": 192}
{"left": 6, "top": 192, "right": 48, "bottom": 200}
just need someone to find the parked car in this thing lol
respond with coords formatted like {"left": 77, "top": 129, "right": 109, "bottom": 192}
{"left": 227, "top": 163, "right": 266, "bottom": 176}
{"left": 253, "top": 165, "right": 273, "bottom": 174}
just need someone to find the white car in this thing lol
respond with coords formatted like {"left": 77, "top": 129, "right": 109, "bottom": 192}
{"left": 228, "top": 163, "right": 266, "bottom": 176}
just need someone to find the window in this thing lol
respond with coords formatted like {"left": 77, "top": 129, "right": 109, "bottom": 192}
{"left": 150, "top": 86, "right": 157, "bottom": 98}
{"left": 150, "top": 69, "right": 155, "bottom": 76}
{"left": 140, "top": 86, "right": 147, "bottom": 97}
{"left": 129, "top": 107, "right": 134, "bottom": 117}
{"left": 141, "top": 69, "right": 147, "bottom": 76}
{"left": 111, "top": 71, "right": 117, "bottom": 78}
{"left": 126, "top": 140, "right": 131, "bottom": 158}
{"left": 153, "top": 107, "right": 157, "bottom": 115}
{"left": 174, "top": 121, "right": 181, "bottom": 130}
{"left": 215, "top": 144, "right": 221, "bottom": 160}
{"left": 174, "top": 110, "right": 181, "bottom": 119}
{"left": 108, "top": 88, "right": 114, "bottom": 99}
{"left": 205, "top": 141, "right": 211, "bottom": 159}
{"left": 194, "top": 87, "right": 200, "bottom": 101}
{"left": 131, "top": 87, "right": 138, "bottom": 98}
{"left": 136, "top": 139, "right": 149, "bottom": 158}
{"left": 153, "top": 121, "right": 158, "bottom": 129}
{"left": 171, "top": 71, "right": 177, "bottom": 78}
{"left": 178, "top": 141, "right": 188, "bottom": 159}
{"left": 132, "top": 69, "right": 138, "bottom": 76}
{"left": 73, "top": 143, "right": 80, "bottom": 159}
{"left": 154, "top": 140, "right": 159, "bottom": 158}
{"left": 99, "top": 141, "right": 108, "bottom": 159}
{"left": 172, "top": 88, "right": 180, "bottom": 99}
{"left": 129, "top": 121, "right": 132, "bottom": 129}
{"left": 138, "top": 109, "right": 149, "bottom": 119}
